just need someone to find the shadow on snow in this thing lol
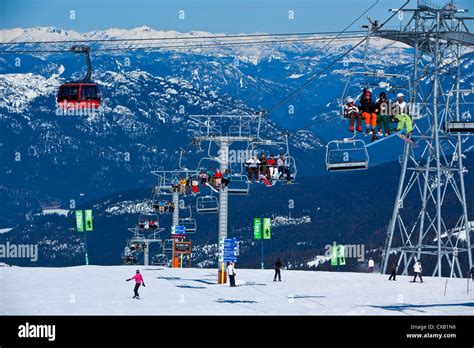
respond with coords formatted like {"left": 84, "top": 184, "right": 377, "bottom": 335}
{"left": 176, "top": 285, "right": 207, "bottom": 289}
{"left": 369, "top": 302, "right": 474, "bottom": 313}
{"left": 216, "top": 299, "right": 258, "bottom": 304}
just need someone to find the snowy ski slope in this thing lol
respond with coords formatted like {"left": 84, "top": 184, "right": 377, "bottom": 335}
{"left": 0, "top": 266, "right": 473, "bottom": 315}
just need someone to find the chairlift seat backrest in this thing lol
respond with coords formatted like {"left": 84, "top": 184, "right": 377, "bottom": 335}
{"left": 179, "top": 218, "right": 197, "bottom": 233}
{"left": 196, "top": 195, "right": 219, "bottom": 213}
{"left": 326, "top": 139, "right": 369, "bottom": 172}
{"left": 227, "top": 175, "right": 250, "bottom": 195}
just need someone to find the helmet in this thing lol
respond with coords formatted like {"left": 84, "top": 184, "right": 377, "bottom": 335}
{"left": 397, "top": 92, "right": 404, "bottom": 98}
{"left": 136, "top": 270, "right": 140, "bottom": 273}
{"left": 346, "top": 97, "right": 354, "bottom": 103}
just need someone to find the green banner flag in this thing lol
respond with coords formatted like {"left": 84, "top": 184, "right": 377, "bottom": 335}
{"left": 331, "top": 244, "right": 338, "bottom": 266}
{"left": 263, "top": 218, "right": 271, "bottom": 239}
{"left": 85, "top": 209, "right": 93, "bottom": 231}
{"left": 338, "top": 245, "right": 346, "bottom": 266}
{"left": 253, "top": 218, "right": 262, "bottom": 240}
{"left": 75, "top": 210, "right": 84, "bottom": 232}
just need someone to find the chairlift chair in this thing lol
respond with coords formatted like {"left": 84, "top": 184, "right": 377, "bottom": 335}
{"left": 137, "top": 213, "right": 159, "bottom": 231}
{"left": 445, "top": 89, "right": 474, "bottom": 134}
{"left": 326, "top": 138, "right": 369, "bottom": 172}
{"left": 151, "top": 254, "right": 168, "bottom": 266}
{"left": 447, "top": 122, "right": 474, "bottom": 133}
{"left": 197, "top": 157, "right": 220, "bottom": 172}
{"left": 229, "top": 161, "right": 245, "bottom": 176}
{"left": 163, "top": 239, "right": 173, "bottom": 251}
{"left": 129, "top": 242, "right": 143, "bottom": 253}
{"left": 178, "top": 217, "right": 197, "bottom": 233}
{"left": 340, "top": 70, "right": 414, "bottom": 120}
{"left": 278, "top": 155, "right": 297, "bottom": 182}
{"left": 122, "top": 246, "right": 138, "bottom": 265}
{"left": 247, "top": 140, "right": 296, "bottom": 182}
{"left": 196, "top": 195, "right": 219, "bottom": 214}
{"left": 226, "top": 174, "right": 250, "bottom": 195}
{"left": 152, "top": 198, "right": 174, "bottom": 214}
{"left": 122, "top": 254, "right": 138, "bottom": 265}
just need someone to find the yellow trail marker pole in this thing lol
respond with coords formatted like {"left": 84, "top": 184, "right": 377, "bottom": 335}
{"left": 221, "top": 262, "right": 225, "bottom": 284}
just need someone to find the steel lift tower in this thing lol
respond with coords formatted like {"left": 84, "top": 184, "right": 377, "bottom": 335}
{"left": 378, "top": 0, "right": 474, "bottom": 277}
{"left": 190, "top": 114, "right": 261, "bottom": 280}
{"left": 190, "top": 113, "right": 290, "bottom": 280}
{"left": 127, "top": 225, "right": 164, "bottom": 266}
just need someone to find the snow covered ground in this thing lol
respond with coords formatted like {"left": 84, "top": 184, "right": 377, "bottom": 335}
{"left": 0, "top": 266, "right": 473, "bottom": 315}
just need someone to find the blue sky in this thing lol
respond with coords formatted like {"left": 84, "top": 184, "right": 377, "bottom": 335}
{"left": 1, "top": 0, "right": 472, "bottom": 34}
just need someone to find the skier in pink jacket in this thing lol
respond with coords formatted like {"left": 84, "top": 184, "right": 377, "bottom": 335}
{"left": 126, "top": 270, "right": 146, "bottom": 299}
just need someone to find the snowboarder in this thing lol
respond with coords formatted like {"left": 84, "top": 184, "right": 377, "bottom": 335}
{"left": 412, "top": 261, "right": 423, "bottom": 283}
{"left": 469, "top": 266, "right": 474, "bottom": 281}
{"left": 388, "top": 262, "right": 397, "bottom": 281}
{"left": 126, "top": 269, "right": 146, "bottom": 299}
{"left": 368, "top": 258, "right": 375, "bottom": 273}
{"left": 393, "top": 92, "right": 413, "bottom": 134}
{"left": 227, "top": 262, "right": 236, "bottom": 287}
{"left": 274, "top": 258, "right": 282, "bottom": 281}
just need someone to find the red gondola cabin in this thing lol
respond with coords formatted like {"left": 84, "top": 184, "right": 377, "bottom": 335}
{"left": 57, "top": 83, "right": 101, "bottom": 109}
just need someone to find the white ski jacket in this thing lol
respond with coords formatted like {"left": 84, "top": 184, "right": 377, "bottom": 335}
{"left": 413, "top": 263, "right": 422, "bottom": 273}
{"left": 246, "top": 158, "right": 260, "bottom": 168}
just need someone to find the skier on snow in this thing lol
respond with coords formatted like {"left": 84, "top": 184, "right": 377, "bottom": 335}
{"left": 368, "top": 258, "right": 375, "bottom": 273}
{"left": 388, "top": 261, "right": 397, "bottom": 281}
{"left": 412, "top": 261, "right": 423, "bottom": 283}
{"left": 274, "top": 258, "right": 283, "bottom": 282}
{"left": 227, "top": 262, "right": 236, "bottom": 287}
{"left": 126, "top": 269, "right": 146, "bottom": 299}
